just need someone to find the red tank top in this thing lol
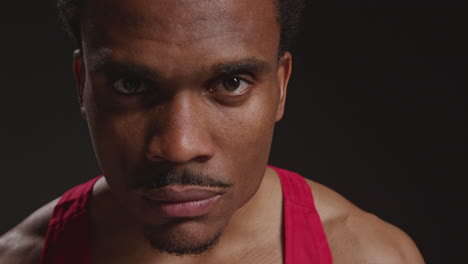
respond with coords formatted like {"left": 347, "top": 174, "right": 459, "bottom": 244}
{"left": 40, "top": 166, "right": 333, "bottom": 264}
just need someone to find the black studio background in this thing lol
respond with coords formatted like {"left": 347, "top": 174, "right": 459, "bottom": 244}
{"left": 1, "top": 0, "right": 465, "bottom": 263}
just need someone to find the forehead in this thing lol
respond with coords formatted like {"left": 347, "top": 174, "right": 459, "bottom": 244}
{"left": 81, "top": 0, "right": 280, "bottom": 73}
{"left": 83, "top": 0, "right": 278, "bottom": 39}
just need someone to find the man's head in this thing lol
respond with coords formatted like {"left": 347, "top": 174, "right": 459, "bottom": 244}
{"left": 61, "top": 0, "right": 304, "bottom": 256}
{"left": 58, "top": 0, "right": 306, "bottom": 56}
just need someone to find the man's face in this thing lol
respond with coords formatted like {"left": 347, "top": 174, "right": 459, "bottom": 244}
{"left": 75, "top": 0, "right": 290, "bottom": 255}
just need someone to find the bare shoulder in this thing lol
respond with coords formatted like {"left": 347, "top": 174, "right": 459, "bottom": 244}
{"left": 306, "top": 179, "right": 425, "bottom": 264}
{"left": 0, "top": 198, "right": 59, "bottom": 264}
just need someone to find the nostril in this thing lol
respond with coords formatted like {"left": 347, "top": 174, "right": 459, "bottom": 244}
{"left": 146, "top": 154, "right": 212, "bottom": 164}
{"left": 193, "top": 155, "right": 212, "bottom": 163}
{"left": 146, "top": 155, "right": 166, "bottom": 163}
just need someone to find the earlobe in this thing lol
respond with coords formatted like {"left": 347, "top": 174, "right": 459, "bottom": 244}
{"left": 80, "top": 106, "right": 87, "bottom": 119}
{"left": 275, "top": 52, "right": 292, "bottom": 122}
{"left": 73, "top": 49, "right": 87, "bottom": 119}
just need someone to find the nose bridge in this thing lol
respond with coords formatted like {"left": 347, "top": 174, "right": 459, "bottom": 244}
{"left": 146, "top": 91, "right": 213, "bottom": 163}
{"left": 165, "top": 91, "right": 200, "bottom": 140}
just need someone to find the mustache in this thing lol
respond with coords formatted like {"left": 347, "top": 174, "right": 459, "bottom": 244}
{"left": 133, "top": 169, "right": 232, "bottom": 189}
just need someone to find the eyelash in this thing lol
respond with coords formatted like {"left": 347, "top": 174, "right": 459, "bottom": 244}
{"left": 109, "top": 74, "right": 255, "bottom": 98}
{"left": 112, "top": 77, "right": 149, "bottom": 95}
{"left": 208, "top": 76, "right": 253, "bottom": 96}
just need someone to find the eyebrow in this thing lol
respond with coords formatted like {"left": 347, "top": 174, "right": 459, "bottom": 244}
{"left": 211, "top": 57, "right": 273, "bottom": 76}
{"left": 88, "top": 56, "right": 273, "bottom": 79}
{"left": 89, "top": 60, "right": 157, "bottom": 78}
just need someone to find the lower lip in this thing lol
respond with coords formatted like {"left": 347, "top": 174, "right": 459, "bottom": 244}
{"left": 143, "top": 195, "right": 221, "bottom": 218}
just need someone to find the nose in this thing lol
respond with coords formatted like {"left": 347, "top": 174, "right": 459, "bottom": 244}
{"left": 145, "top": 91, "right": 215, "bottom": 164}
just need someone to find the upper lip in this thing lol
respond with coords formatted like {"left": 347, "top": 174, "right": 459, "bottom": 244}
{"left": 142, "top": 186, "right": 223, "bottom": 203}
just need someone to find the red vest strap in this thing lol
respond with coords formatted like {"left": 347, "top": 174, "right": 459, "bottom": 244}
{"left": 270, "top": 166, "right": 333, "bottom": 264}
{"left": 40, "top": 176, "right": 100, "bottom": 264}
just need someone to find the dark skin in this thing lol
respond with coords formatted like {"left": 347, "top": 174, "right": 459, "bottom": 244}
{"left": 77, "top": 0, "right": 287, "bottom": 262}
{"left": 0, "top": 0, "right": 425, "bottom": 263}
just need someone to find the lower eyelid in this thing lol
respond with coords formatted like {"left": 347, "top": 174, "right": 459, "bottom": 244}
{"left": 218, "top": 84, "right": 251, "bottom": 97}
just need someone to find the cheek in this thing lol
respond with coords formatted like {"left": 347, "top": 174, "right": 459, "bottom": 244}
{"left": 213, "top": 85, "right": 278, "bottom": 196}
{"left": 221, "top": 82, "right": 278, "bottom": 154}
{"left": 83, "top": 85, "right": 148, "bottom": 178}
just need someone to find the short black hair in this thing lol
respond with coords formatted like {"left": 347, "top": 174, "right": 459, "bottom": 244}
{"left": 57, "top": 0, "right": 306, "bottom": 55}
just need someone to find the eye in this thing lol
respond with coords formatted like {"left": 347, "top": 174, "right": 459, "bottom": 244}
{"left": 113, "top": 77, "right": 148, "bottom": 95}
{"left": 211, "top": 77, "right": 251, "bottom": 96}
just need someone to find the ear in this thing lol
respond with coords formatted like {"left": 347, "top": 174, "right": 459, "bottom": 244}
{"left": 73, "top": 49, "right": 87, "bottom": 119}
{"left": 275, "top": 52, "right": 292, "bottom": 122}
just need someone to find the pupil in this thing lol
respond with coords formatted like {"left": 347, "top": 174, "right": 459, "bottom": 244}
{"left": 124, "top": 79, "right": 140, "bottom": 92}
{"left": 224, "top": 78, "right": 240, "bottom": 91}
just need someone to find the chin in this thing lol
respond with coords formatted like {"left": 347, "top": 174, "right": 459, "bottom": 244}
{"left": 142, "top": 218, "right": 227, "bottom": 256}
